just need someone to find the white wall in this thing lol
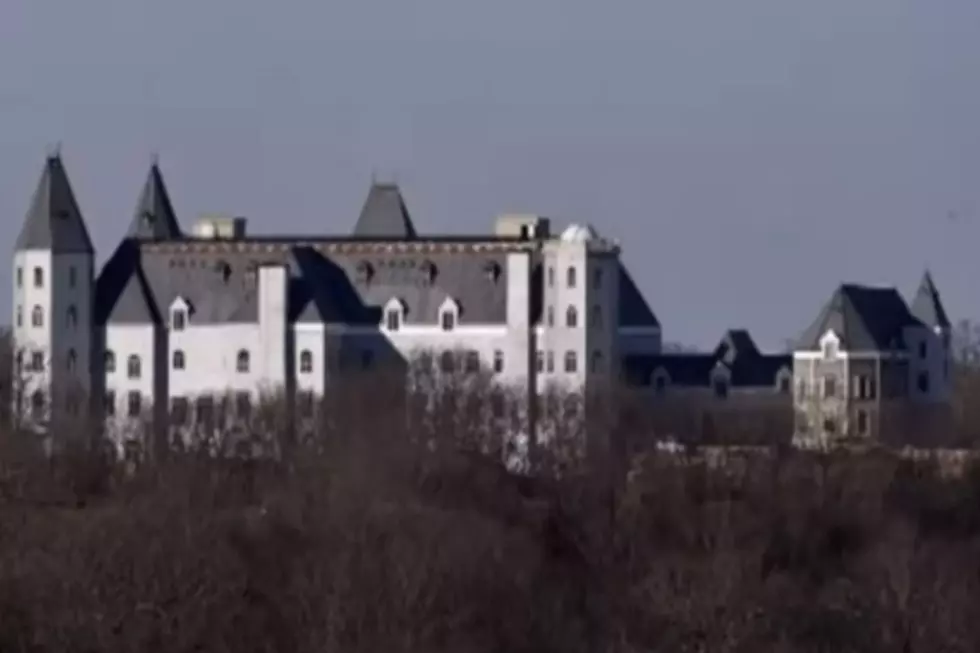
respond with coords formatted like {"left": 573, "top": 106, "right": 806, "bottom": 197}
{"left": 104, "top": 324, "right": 156, "bottom": 440}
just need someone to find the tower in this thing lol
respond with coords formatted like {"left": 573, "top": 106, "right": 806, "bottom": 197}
{"left": 12, "top": 153, "right": 95, "bottom": 428}
{"left": 909, "top": 269, "right": 953, "bottom": 402}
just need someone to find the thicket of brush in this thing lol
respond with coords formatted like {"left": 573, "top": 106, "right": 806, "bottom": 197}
{"left": 3, "top": 327, "right": 980, "bottom": 652}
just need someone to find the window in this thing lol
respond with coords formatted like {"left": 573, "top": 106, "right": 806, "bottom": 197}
{"left": 918, "top": 342, "right": 927, "bottom": 359}
{"left": 593, "top": 268, "right": 603, "bottom": 289}
{"left": 236, "top": 392, "right": 252, "bottom": 420}
{"left": 465, "top": 350, "right": 480, "bottom": 373}
{"left": 536, "top": 350, "right": 544, "bottom": 373}
{"left": 236, "top": 350, "right": 250, "bottom": 373}
{"left": 546, "top": 306, "right": 554, "bottom": 327}
{"left": 31, "top": 351, "right": 44, "bottom": 371}
{"left": 547, "top": 266, "right": 555, "bottom": 287}
{"left": 196, "top": 397, "right": 215, "bottom": 430}
{"left": 493, "top": 350, "right": 504, "bottom": 373}
{"left": 69, "top": 266, "right": 77, "bottom": 288}
{"left": 300, "top": 350, "right": 313, "bottom": 373}
{"left": 564, "top": 350, "right": 577, "bottom": 373}
{"left": 15, "top": 352, "right": 22, "bottom": 373}
{"left": 172, "top": 350, "right": 185, "bottom": 370}
{"left": 591, "top": 305, "right": 602, "bottom": 329}
{"left": 105, "top": 351, "right": 115, "bottom": 373}
{"left": 385, "top": 309, "right": 401, "bottom": 331}
{"left": 104, "top": 391, "right": 116, "bottom": 417}
{"left": 566, "top": 306, "right": 578, "bottom": 328}
{"left": 713, "top": 377, "right": 729, "bottom": 398}
{"left": 866, "top": 377, "right": 877, "bottom": 400}
{"left": 591, "top": 350, "right": 603, "bottom": 373}
{"left": 66, "top": 348, "right": 76, "bottom": 372}
{"left": 172, "top": 310, "right": 186, "bottom": 331}
{"left": 127, "top": 391, "right": 142, "bottom": 417}
{"left": 67, "top": 305, "right": 77, "bottom": 329}
{"left": 33, "top": 267, "right": 43, "bottom": 288}
{"left": 823, "top": 375, "right": 837, "bottom": 398}
{"left": 822, "top": 340, "right": 837, "bottom": 360}
{"left": 823, "top": 417, "right": 837, "bottom": 434}
{"left": 31, "top": 305, "right": 43, "bottom": 327}
{"left": 546, "top": 350, "right": 554, "bottom": 373}
{"left": 566, "top": 266, "right": 577, "bottom": 288}
{"left": 16, "top": 267, "right": 22, "bottom": 288}
{"left": 778, "top": 376, "right": 791, "bottom": 393}
{"left": 917, "top": 372, "right": 930, "bottom": 394}
{"left": 31, "top": 391, "right": 44, "bottom": 419}
{"left": 15, "top": 305, "right": 22, "bottom": 328}
{"left": 170, "top": 397, "right": 188, "bottom": 424}
{"left": 856, "top": 409, "right": 869, "bottom": 435}
{"left": 127, "top": 355, "right": 141, "bottom": 379}
{"left": 441, "top": 310, "right": 456, "bottom": 331}
{"left": 440, "top": 351, "right": 455, "bottom": 373}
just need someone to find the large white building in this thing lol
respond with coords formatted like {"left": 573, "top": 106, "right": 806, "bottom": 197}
{"left": 11, "top": 154, "right": 662, "bottom": 441}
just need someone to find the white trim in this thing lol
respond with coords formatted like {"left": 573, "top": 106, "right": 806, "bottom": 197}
{"left": 325, "top": 323, "right": 508, "bottom": 337}
{"left": 794, "top": 350, "right": 905, "bottom": 361}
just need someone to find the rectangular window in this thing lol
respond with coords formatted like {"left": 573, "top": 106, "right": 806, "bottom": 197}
{"left": 547, "top": 267, "right": 554, "bottom": 288}
{"left": 536, "top": 350, "right": 544, "bottom": 373}
{"left": 546, "top": 350, "right": 554, "bottom": 373}
{"left": 104, "top": 391, "right": 116, "bottom": 417}
{"left": 15, "top": 305, "right": 21, "bottom": 327}
{"left": 196, "top": 397, "right": 214, "bottom": 431}
{"left": 441, "top": 311, "right": 455, "bottom": 331}
{"left": 385, "top": 310, "right": 400, "bottom": 331}
{"left": 493, "top": 350, "right": 504, "bottom": 373}
{"left": 33, "top": 267, "right": 43, "bottom": 288}
{"left": 465, "top": 350, "right": 480, "bottom": 373}
{"left": 16, "top": 267, "right": 22, "bottom": 288}
{"left": 564, "top": 351, "right": 577, "bottom": 373}
{"left": 823, "top": 375, "right": 837, "bottom": 398}
{"left": 31, "top": 351, "right": 44, "bottom": 371}
{"left": 171, "top": 397, "right": 188, "bottom": 425}
{"left": 566, "top": 266, "right": 577, "bottom": 288}
{"left": 127, "top": 391, "right": 142, "bottom": 417}
{"left": 856, "top": 409, "right": 869, "bottom": 435}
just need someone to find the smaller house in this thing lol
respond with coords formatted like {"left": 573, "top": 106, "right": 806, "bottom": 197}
{"left": 621, "top": 330, "right": 793, "bottom": 445}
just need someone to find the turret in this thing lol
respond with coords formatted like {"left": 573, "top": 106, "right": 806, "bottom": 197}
{"left": 11, "top": 152, "right": 95, "bottom": 427}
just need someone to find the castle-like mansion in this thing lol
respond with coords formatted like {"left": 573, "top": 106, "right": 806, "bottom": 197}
{"left": 10, "top": 154, "right": 955, "bottom": 448}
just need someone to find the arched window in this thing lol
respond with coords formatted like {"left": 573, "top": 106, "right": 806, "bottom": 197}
{"left": 31, "top": 305, "right": 43, "bottom": 327}
{"left": 566, "top": 306, "right": 578, "bottom": 328}
{"left": 31, "top": 390, "right": 44, "bottom": 418}
{"left": 591, "top": 305, "right": 602, "bottom": 329}
{"left": 33, "top": 267, "right": 43, "bottom": 288}
{"left": 172, "top": 350, "right": 185, "bottom": 370}
{"left": 236, "top": 349, "right": 250, "bottom": 373}
{"left": 300, "top": 350, "right": 313, "bottom": 373}
{"left": 66, "top": 348, "right": 77, "bottom": 372}
{"left": 564, "top": 350, "right": 578, "bottom": 373}
{"left": 127, "top": 355, "right": 141, "bottom": 380}
{"left": 67, "top": 305, "right": 78, "bottom": 329}
{"left": 105, "top": 351, "right": 115, "bottom": 373}
{"left": 566, "top": 266, "right": 577, "bottom": 288}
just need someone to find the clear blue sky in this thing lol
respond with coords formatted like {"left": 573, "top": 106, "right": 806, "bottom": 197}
{"left": 2, "top": 0, "right": 978, "bottom": 349}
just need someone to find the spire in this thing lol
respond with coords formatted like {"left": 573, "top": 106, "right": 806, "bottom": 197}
{"left": 352, "top": 181, "right": 417, "bottom": 239}
{"left": 910, "top": 270, "right": 951, "bottom": 329}
{"left": 128, "top": 160, "right": 181, "bottom": 240}
{"left": 15, "top": 153, "right": 94, "bottom": 254}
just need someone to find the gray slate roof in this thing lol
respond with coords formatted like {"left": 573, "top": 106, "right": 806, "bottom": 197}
{"left": 352, "top": 183, "right": 418, "bottom": 239}
{"left": 128, "top": 163, "right": 182, "bottom": 240}
{"left": 623, "top": 330, "right": 791, "bottom": 389}
{"left": 795, "top": 284, "right": 919, "bottom": 352}
{"left": 910, "top": 271, "right": 950, "bottom": 329}
{"left": 15, "top": 155, "right": 94, "bottom": 254}
{"left": 618, "top": 263, "right": 660, "bottom": 327}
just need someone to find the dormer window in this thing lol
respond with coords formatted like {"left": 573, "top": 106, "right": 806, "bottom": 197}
{"left": 170, "top": 297, "right": 192, "bottom": 331}
{"left": 711, "top": 366, "right": 730, "bottom": 398}
{"left": 820, "top": 331, "right": 839, "bottom": 360}
{"left": 383, "top": 297, "right": 405, "bottom": 332}
{"left": 439, "top": 297, "right": 460, "bottom": 332}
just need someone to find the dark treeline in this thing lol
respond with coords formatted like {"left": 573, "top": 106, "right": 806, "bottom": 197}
{"left": 0, "top": 330, "right": 980, "bottom": 651}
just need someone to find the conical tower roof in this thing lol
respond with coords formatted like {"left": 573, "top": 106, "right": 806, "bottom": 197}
{"left": 15, "top": 154, "right": 93, "bottom": 254}
{"left": 128, "top": 161, "right": 181, "bottom": 240}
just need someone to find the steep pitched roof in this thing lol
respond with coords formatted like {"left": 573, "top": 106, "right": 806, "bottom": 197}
{"left": 352, "top": 183, "right": 418, "bottom": 239}
{"left": 713, "top": 329, "right": 759, "bottom": 364}
{"left": 618, "top": 263, "right": 660, "bottom": 328}
{"left": 107, "top": 266, "right": 161, "bottom": 324}
{"left": 910, "top": 270, "right": 950, "bottom": 329}
{"left": 15, "top": 155, "right": 94, "bottom": 254}
{"left": 128, "top": 163, "right": 182, "bottom": 240}
{"left": 796, "top": 284, "right": 918, "bottom": 352}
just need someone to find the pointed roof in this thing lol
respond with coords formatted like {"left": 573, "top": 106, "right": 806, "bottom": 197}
{"left": 128, "top": 162, "right": 181, "bottom": 240}
{"left": 15, "top": 154, "right": 94, "bottom": 253}
{"left": 795, "top": 284, "right": 917, "bottom": 352}
{"left": 352, "top": 182, "right": 417, "bottom": 239}
{"left": 910, "top": 270, "right": 950, "bottom": 329}
{"left": 106, "top": 266, "right": 161, "bottom": 324}
{"left": 713, "top": 329, "right": 760, "bottom": 364}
